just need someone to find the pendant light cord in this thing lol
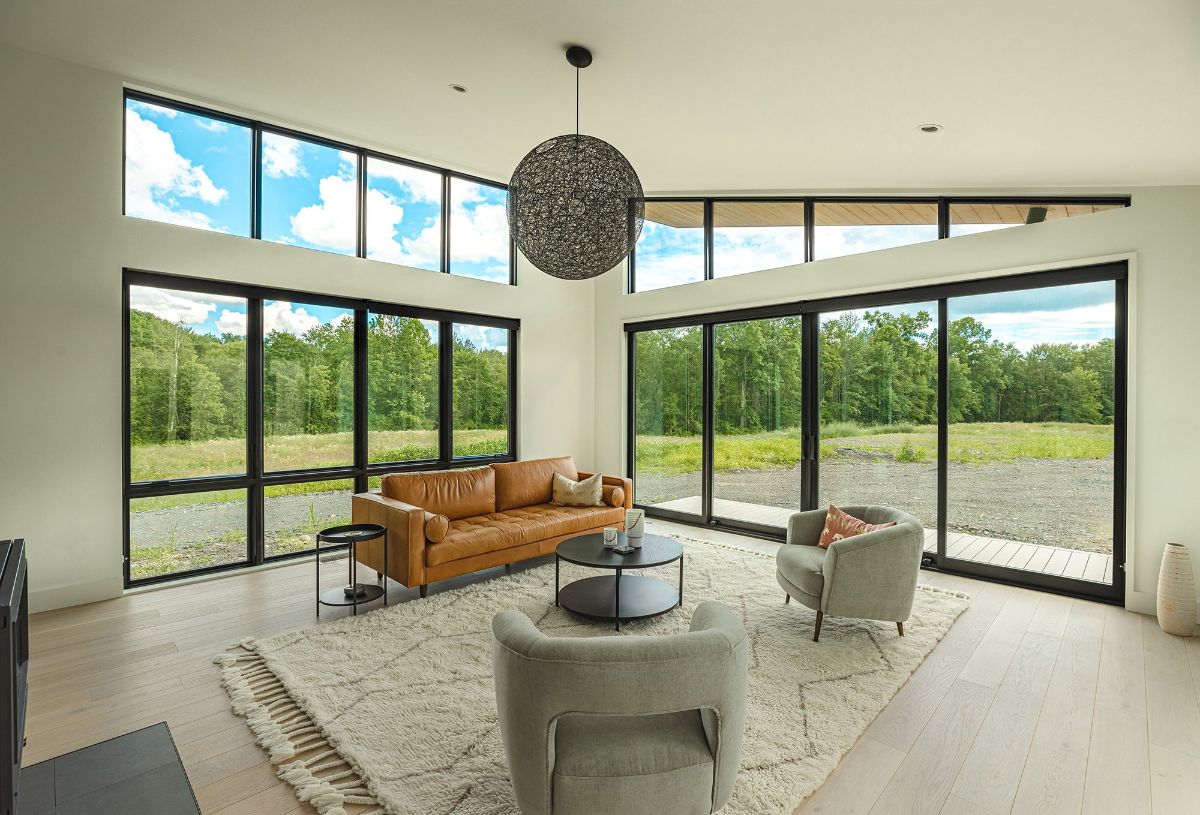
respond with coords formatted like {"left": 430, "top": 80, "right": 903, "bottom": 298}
{"left": 575, "top": 66, "right": 580, "bottom": 136}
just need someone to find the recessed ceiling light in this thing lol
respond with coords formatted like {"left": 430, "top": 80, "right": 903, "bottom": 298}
{"left": 918, "top": 123, "right": 943, "bottom": 133}
{"left": 449, "top": 83, "right": 469, "bottom": 94}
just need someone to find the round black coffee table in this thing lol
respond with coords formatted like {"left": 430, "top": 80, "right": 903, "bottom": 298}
{"left": 555, "top": 532, "right": 683, "bottom": 631}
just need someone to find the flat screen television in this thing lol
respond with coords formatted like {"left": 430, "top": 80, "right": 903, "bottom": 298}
{"left": 0, "top": 540, "right": 28, "bottom": 815}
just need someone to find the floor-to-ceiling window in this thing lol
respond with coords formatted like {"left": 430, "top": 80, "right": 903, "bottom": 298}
{"left": 630, "top": 326, "right": 704, "bottom": 513}
{"left": 124, "top": 270, "right": 518, "bottom": 587}
{"left": 711, "top": 316, "right": 804, "bottom": 526}
{"left": 818, "top": 301, "right": 939, "bottom": 533}
{"left": 945, "top": 279, "right": 1119, "bottom": 585}
{"left": 627, "top": 263, "right": 1126, "bottom": 602}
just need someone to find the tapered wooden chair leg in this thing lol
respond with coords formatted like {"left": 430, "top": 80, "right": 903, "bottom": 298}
{"left": 784, "top": 594, "right": 791, "bottom": 605}
{"left": 897, "top": 621, "right": 905, "bottom": 637}
{"left": 813, "top": 610, "right": 823, "bottom": 642}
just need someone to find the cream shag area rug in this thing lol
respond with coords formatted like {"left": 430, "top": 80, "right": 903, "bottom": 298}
{"left": 216, "top": 539, "right": 968, "bottom": 815}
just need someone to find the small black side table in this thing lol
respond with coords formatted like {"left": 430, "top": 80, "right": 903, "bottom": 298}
{"left": 316, "top": 523, "right": 387, "bottom": 616}
{"left": 555, "top": 532, "right": 683, "bottom": 631}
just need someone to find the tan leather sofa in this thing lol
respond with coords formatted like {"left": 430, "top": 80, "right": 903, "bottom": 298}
{"left": 351, "top": 456, "right": 633, "bottom": 597}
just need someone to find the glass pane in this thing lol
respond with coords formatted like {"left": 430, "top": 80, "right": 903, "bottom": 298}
{"left": 948, "top": 202, "right": 1125, "bottom": 237}
{"left": 368, "top": 315, "right": 440, "bottom": 463}
{"left": 449, "top": 178, "right": 510, "bottom": 283}
{"left": 128, "top": 489, "right": 247, "bottom": 581}
{"left": 366, "top": 157, "right": 442, "bottom": 271}
{"left": 947, "top": 281, "right": 1116, "bottom": 583}
{"left": 712, "top": 317, "right": 803, "bottom": 526}
{"left": 818, "top": 303, "right": 939, "bottom": 537}
{"left": 633, "top": 327, "right": 703, "bottom": 510}
{"left": 813, "top": 202, "right": 938, "bottom": 260}
{"left": 124, "top": 98, "right": 252, "bottom": 236}
{"left": 263, "top": 300, "right": 354, "bottom": 471}
{"left": 128, "top": 284, "right": 247, "bottom": 481}
{"left": 633, "top": 201, "right": 705, "bottom": 291}
{"left": 713, "top": 202, "right": 805, "bottom": 279}
{"left": 264, "top": 479, "right": 354, "bottom": 558}
{"left": 260, "top": 132, "right": 357, "bottom": 255}
{"left": 452, "top": 324, "right": 510, "bottom": 457}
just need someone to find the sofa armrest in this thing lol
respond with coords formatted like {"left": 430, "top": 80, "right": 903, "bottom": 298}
{"left": 351, "top": 490, "right": 427, "bottom": 588}
{"left": 578, "top": 471, "right": 634, "bottom": 510}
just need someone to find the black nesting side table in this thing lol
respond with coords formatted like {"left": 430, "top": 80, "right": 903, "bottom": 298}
{"left": 316, "top": 523, "right": 387, "bottom": 616}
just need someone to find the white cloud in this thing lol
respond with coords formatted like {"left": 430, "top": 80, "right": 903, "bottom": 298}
{"left": 130, "top": 286, "right": 219, "bottom": 324}
{"left": 972, "top": 303, "right": 1115, "bottom": 352}
{"left": 712, "top": 226, "right": 805, "bottom": 278}
{"left": 813, "top": 225, "right": 939, "bottom": 260}
{"left": 129, "top": 99, "right": 176, "bottom": 118}
{"left": 289, "top": 175, "right": 357, "bottom": 251}
{"left": 195, "top": 119, "right": 228, "bottom": 133}
{"left": 262, "top": 132, "right": 305, "bottom": 178}
{"left": 264, "top": 301, "right": 321, "bottom": 336}
{"left": 456, "top": 324, "right": 508, "bottom": 353}
{"left": 449, "top": 199, "right": 509, "bottom": 264}
{"left": 124, "top": 108, "right": 228, "bottom": 229}
{"left": 216, "top": 309, "right": 247, "bottom": 335}
{"left": 365, "top": 187, "right": 440, "bottom": 269}
{"left": 369, "top": 160, "right": 442, "bottom": 204}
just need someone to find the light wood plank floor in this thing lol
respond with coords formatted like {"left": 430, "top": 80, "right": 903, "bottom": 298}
{"left": 24, "top": 520, "right": 1196, "bottom": 814}
{"left": 654, "top": 496, "right": 1114, "bottom": 585}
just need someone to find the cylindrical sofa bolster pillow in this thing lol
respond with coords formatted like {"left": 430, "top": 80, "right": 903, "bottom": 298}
{"left": 425, "top": 512, "right": 450, "bottom": 542}
{"left": 604, "top": 485, "right": 625, "bottom": 508}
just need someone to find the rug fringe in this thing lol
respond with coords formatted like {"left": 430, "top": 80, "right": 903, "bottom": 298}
{"left": 214, "top": 646, "right": 385, "bottom": 815}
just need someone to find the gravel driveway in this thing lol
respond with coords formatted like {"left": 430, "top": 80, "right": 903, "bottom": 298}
{"left": 638, "top": 457, "right": 1113, "bottom": 553}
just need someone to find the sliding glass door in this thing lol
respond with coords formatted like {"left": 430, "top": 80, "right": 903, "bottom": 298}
{"left": 711, "top": 317, "right": 804, "bottom": 528}
{"left": 627, "top": 263, "right": 1126, "bottom": 601}
{"left": 817, "top": 302, "right": 939, "bottom": 547}
{"left": 944, "top": 279, "right": 1120, "bottom": 589}
{"left": 631, "top": 327, "right": 704, "bottom": 517}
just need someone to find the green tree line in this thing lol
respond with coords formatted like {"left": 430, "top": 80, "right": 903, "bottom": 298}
{"left": 129, "top": 310, "right": 509, "bottom": 446}
{"left": 634, "top": 310, "right": 1115, "bottom": 437}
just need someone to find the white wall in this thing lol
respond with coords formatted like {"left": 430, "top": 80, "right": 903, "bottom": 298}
{"left": 594, "top": 187, "right": 1200, "bottom": 613}
{"left": 0, "top": 45, "right": 596, "bottom": 612}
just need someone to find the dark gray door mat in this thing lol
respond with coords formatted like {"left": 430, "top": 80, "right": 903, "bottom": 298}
{"left": 17, "top": 723, "right": 198, "bottom": 815}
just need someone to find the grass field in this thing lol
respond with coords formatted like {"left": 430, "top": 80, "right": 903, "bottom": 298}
{"left": 635, "top": 421, "right": 1114, "bottom": 477}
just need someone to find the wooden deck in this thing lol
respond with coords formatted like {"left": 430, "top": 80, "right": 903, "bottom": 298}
{"left": 652, "top": 496, "right": 1113, "bottom": 585}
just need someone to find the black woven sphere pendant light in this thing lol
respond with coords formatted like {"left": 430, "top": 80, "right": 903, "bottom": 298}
{"left": 508, "top": 45, "right": 644, "bottom": 281}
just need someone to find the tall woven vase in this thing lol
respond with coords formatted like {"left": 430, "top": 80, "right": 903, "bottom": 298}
{"left": 1157, "top": 542, "right": 1196, "bottom": 636}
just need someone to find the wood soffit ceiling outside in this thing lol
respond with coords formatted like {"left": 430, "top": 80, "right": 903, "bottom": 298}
{"left": 644, "top": 200, "right": 1123, "bottom": 228}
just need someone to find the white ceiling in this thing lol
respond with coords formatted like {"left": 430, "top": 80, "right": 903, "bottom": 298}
{"left": 3, "top": 0, "right": 1198, "bottom": 191}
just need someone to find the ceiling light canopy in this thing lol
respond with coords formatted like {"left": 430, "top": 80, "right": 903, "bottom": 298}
{"left": 507, "top": 45, "right": 644, "bottom": 281}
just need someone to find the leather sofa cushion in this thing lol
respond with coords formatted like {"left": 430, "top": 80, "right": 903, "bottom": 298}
{"left": 381, "top": 467, "right": 495, "bottom": 521}
{"left": 426, "top": 503, "right": 624, "bottom": 566}
{"left": 492, "top": 456, "right": 578, "bottom": 512}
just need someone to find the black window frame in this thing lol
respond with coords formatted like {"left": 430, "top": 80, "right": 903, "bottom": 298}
{"left": 123, "top": 268, "right": 519, "bottom": 588}
{"left": 123, "top": 89, "right": 517, "bottom": 286}
{"left": 626, "top": 261, "right": 1128, "bottom": 605}
{"left": 628, "top": 195, "right": 1131, "bottom": 293}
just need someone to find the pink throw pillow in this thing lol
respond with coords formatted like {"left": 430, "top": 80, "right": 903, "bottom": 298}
{"left": 818, "top": 504, "right": 896, "bottom": 548}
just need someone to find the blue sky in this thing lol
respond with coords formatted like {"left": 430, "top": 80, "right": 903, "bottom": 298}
{"left": 124, "top": 98, "right": 510, "bottom": 282}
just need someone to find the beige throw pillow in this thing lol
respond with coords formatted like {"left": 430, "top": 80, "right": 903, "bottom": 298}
{"left": 552, "top": 472, "right": 604, "bottom": 507}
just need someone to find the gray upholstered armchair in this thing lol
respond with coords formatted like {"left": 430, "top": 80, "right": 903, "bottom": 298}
{"left": 491, "top": 601, "right": 748, "bottom": 815}
{"left": 776, "top": 505, "right": 924, "bottom": 642}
